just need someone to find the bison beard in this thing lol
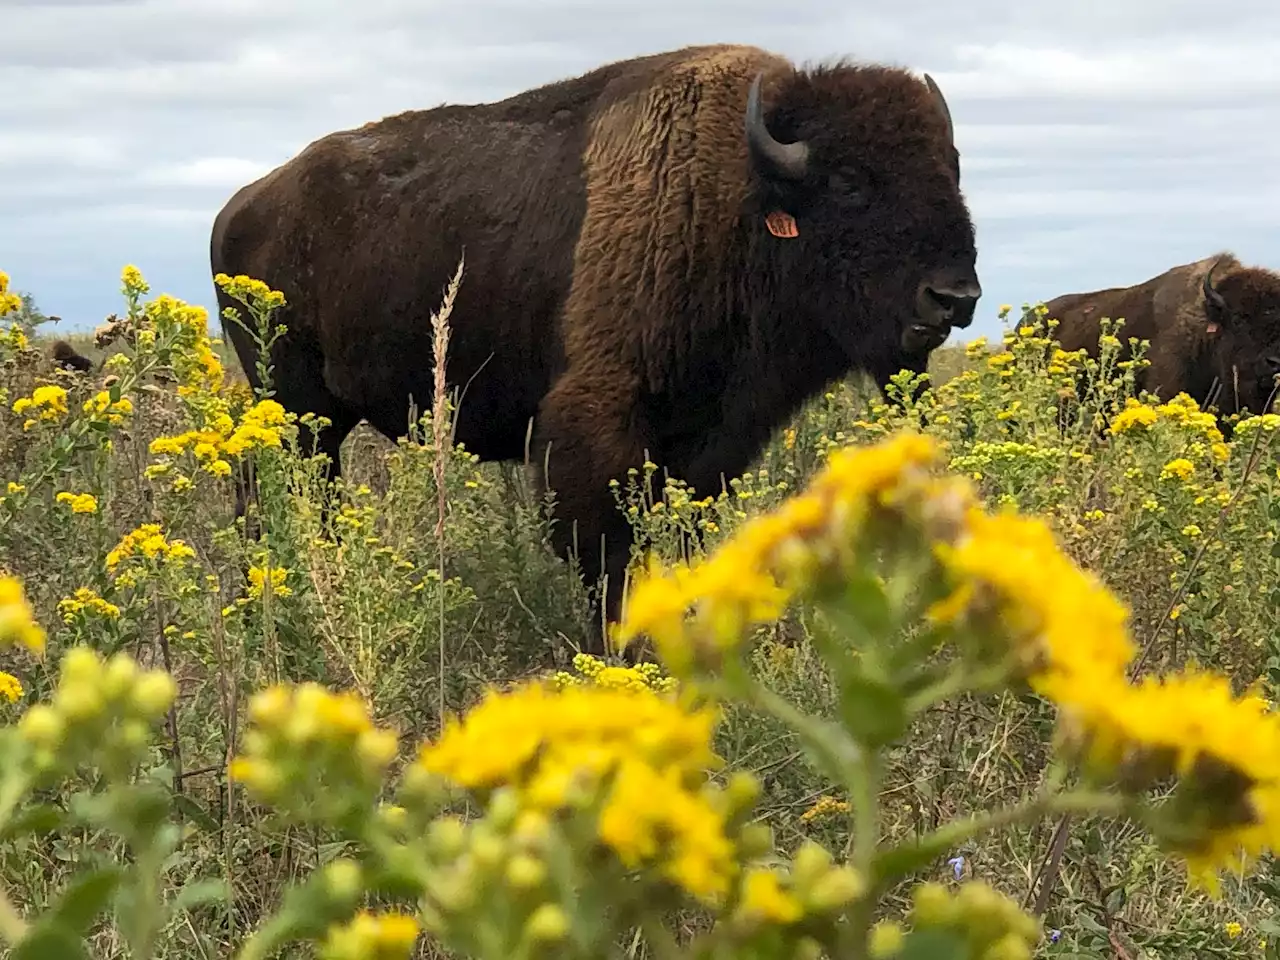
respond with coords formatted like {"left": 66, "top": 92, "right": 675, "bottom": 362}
{"left": 210, "top": 44, "right": 981, "bottom": 656}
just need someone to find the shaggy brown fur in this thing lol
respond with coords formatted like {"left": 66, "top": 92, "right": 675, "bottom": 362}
{"left": 210, "top": 43, "right": 981, "bottom": 651}
{"left": 51, "top": 339, "right": 93, "bottom": 373}
{"left": 1045, "top": 253, "right": 1280, "bottom": 430}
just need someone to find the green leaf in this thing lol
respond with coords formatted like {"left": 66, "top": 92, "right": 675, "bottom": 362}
{"left": 897, "top": 928, "right": 970, "bottom": 960}
{"left": 0, "top": 803, "right": 65, "bottom": 841}
{"left": 12, "top": 926, "right": 89, "bottom": 960}
{"left": 838, "top": 673, "right": 908, "bottom": 749}
{"left": 171, "top": 794, "right": 220, "bottom": 835}
{"left": 169, "top": 879, "right": 231, "bottom": 915}
{"left": 14, "top": 865, "right": 125, "bottom": 960}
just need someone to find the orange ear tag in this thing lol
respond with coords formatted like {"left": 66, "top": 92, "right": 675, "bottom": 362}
{"left": 765, "top": 211, "right": 799, "bottom": 238}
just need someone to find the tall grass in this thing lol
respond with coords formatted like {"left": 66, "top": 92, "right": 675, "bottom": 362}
{"left": 0, "top": 271, "right": 1278, "bottom": 959}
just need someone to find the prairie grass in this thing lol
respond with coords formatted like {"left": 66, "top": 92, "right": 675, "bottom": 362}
{"left": 1, "top": 268, "right": 1278, "bottom": 960}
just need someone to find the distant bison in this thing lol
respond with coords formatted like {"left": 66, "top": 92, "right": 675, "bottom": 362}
{"left": 51, "top": 339, "right": 94, "bottom": 373}
{"left": 210, "top": 43, "right": 982, "bottom": 649}
{"left": 1044, "top": 253, "right": 1280, "bottom": 430}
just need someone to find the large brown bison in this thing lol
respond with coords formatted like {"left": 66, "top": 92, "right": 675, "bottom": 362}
{"left": 210, "top": 43, "right": 982, "bottom": 650}
{"left": 1044, "top": 253, "right": 1280, "bottom": 430}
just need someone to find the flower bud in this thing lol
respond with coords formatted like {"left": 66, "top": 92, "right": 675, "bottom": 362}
{"left": 18, "top": 704, "right": 64, "bottom": 748}
{"left": 101, "top": 654, "right": 139, "bottom": 699}
{"left": 981, "top": 931, "right": 1033, "bottom": 960}
{"left": 791, "top": 840, "right": 834, "bottom": 892}
{"left": 524, "top": 904, "right": 569, "bottom": 944}
{"left": 869, "top": 920, "right": 905, "bottom": 958}
{"left": 321, "top": 859, "right": 363, "bottom": 906}
{"left": 505, "top": 854, "right": 546, "bottom": 891}
{"left": 736, "top": 823, "right": 774, "bottom": 861}
{"left": 427, "top": 816, "right": 468, "bottom": 859}
{"left": 806, "top": 865, "right": 866, "bottom": 912}
{"left": 132, "top": 672, "right": 177, "bottom": 717}
{"left": 911, "top": 881, "right": 956, "bottom": 927}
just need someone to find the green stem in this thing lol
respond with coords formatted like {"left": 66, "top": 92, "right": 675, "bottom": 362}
{"left": 903, "top": 658, "right": 1015, "bottom": 714}
{"left": 871, "top": 788, "right": 1129, "bottom": 889}
{"left": 0, "top": 773, "right": 32, "bottom": 945}
{"left": 741, "top": 675, "right": 864, "bottom": 789}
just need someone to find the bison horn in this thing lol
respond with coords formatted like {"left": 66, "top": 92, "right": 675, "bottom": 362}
{"left": 923, "top": 73, "right": 954, "bottom": 147}
{"left": 1203, "top": 258, "right": 1228, "bottom": 312}
{"left": 745, "top": 73, "right": 809, "bottom": 182}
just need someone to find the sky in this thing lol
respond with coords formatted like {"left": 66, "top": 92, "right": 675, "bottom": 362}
{"left": 3, "top": 0, "right": 1279, "bottom": 347}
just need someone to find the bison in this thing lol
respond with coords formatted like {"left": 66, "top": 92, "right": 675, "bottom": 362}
{"left": 209, "top": 43, "right": 982, "bottom": 651}
{"left": 51, "top": 339, "right": 94, "bottom": 373}
{"left": 1044, "top": 253, "right": 1280, "bottom": 431}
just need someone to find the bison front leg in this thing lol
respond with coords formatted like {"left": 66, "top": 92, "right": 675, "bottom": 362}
{"left": 531, "top": 374, "right": 654, "bottom": 659}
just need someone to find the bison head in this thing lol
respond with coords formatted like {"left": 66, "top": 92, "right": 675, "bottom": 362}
{"left": 743, "top": 64, "right": 980, "bottom": 370}
{"left": 1201, "top": 259, "right": 1280, "bottom": 418}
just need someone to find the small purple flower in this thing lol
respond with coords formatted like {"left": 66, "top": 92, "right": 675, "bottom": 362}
{"left": 1049, "top": 930, "right": 1062, "bottom": 943}
{"left": 947, "top": 855, "right": 964, "bottom": 881}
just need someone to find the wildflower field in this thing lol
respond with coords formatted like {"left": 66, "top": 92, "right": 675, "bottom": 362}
{"left": 2, "top": 263, "right": 1279, "bottom": 960}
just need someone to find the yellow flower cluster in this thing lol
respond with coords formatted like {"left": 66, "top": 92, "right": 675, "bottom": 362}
{"left": 799, "top": 794, "right": 851, "bottom": 823}
{"left": 730, "top": 841, "right": 865, "bottom": 931}
{"left": 57, "top": 587, "right": 122, "bottom": 623}
{"left": 869, "top": 881, "right": 1040, "bottom": 959}
{"left": 12, "top": 384, "right": 69, "bottom": 428}
{"left": 318, "top": 910, "right": 420, "bottom": 960}
{"left": 414, "top": 679, "right": 741, "bottom": 901}
{"left": 81, "top": 391, "right": 134, "bottom": 426}
{"left": 615, "top": 432, "right": 940, "bottom": 673}
{"left": 0, "top": 270, "right": 21, "bottom": 316}
{"left": 550, "top": 651, "right": 678, "bottom": 694}
{"left": 930, "top": 507, "right": 1135, "bottom": 691}
{"left": 0, "top": 670, "right": 23, "bottom": 703}
{"left": 1160, "top": 458, "right": 1195, "bottom": 482}
{"left": 1057, "top": 668, "right": 1280, "bottom": 894}
{"left": 1111, "top": 394, "right": 1228, "bottom": 459}
{"left": 105, "top": 523, "right": 197, "bottom": 577}
{"left": 18, "top": 646, "right": 176, "bottom": 779}
{"left": 229, "top": 682, "right": 399, "bottom": 820}
{"left": 0, "top": 574, "right": 46, "bottom": 654}
{"left": 55, "top": 491, "right": 99, "bottom": 515}
{"left": 215, "top": 272, "right": 288, "bottom": 309}
{"left": 147, "top": 398, "right": 290, "bottom": 481}
{"left": 247, "top": 564, "right": 292, "bottom": 599}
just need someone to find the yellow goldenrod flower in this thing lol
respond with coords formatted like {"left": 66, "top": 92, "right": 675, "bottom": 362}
{"left": 735, "top": 867, "right": 803, "bottom": 925}
{"left": 105, "top": 523, "right": 196, "bottom": 574}
{"left": 55, "top": 492, "right": 99, "bottom": 514}
{"left": 12, "top": 384, "right": 69, "bottom": 424}
{"left": 1160, "top": 458, "right": 1195, "bottom": 482}
{"left": 930, "top": 507, "right": 1135, "bottom": 693}
{"left": 616, "top": 431, "right": 940, "bottom": 674}
{"left": 1109, "top": 399, "right": 1158, "bottom": 434}
{"left": 228, "top": 682, "right": 399, "bottom": 823}
{"left": 0, "top": 670, "right": 24, "bottom": 703}
{"left": 318, "top": 910, "right": 420, "bottom": 960}
{"left": 0, "top": 574, "right": 46, "bottom": 654}
{"left": 414, "top": 679, "right": 743, "bottom": 902}
{"left": 247, "top": 564, "right": 292, "bottom": 599}
{"left": 17, "top": 646, "right": 175, "bottom": 778}
{"left": 57, "top": 587, "right": 121, "bottom": 623}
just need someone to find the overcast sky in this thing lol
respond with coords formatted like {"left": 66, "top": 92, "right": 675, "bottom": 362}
{"left": 3, "top": 0, "right": 1279, "bottom": 347}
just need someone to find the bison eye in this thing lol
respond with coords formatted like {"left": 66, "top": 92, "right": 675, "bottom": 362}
{"left": 825, "top": 172, "right": 868, "bottom": 208}
{"left": 1266, "top": 355, "right": 1280, "bottom": 373}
